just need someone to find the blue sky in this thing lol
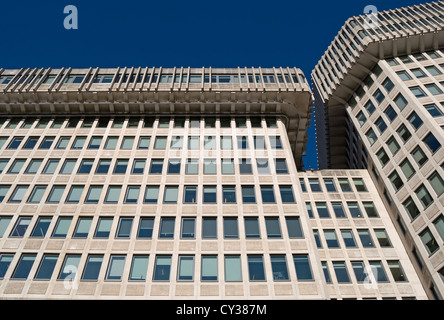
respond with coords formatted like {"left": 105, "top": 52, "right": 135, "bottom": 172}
{"left": 0, "top": 0, "right": 426, "bottom": 169}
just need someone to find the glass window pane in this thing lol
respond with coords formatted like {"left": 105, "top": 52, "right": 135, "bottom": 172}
{"left": 248, "top": 256, "right": 265, "bottom": 281}
{"left": 223, "top": 218, "right": 238, "bottom": 239}
{"left": 164, "top": 186, "right": 178, "bottom": 203}
{"left": 116, "top": 218, "right": 133, "bottom": 238}
{"left": 261, "top": 185, "right": 275, "bottom": 203}
{"left": 30, "top": 217, "right": 51, "bottom": 237}
{"left": 225, "top": 256, "right": 241, "bottom": 281}
{"left": 12, "top": 254, "right": 36, "bottom": 279}
{"left": 358, "top": 229, "right": 375, "bottom": 247}
{"left": 124, "top": 186, "right": 140, "bottom": 203}
{"left": 105, "top": 186, "right": 122, "bottom": 203}
{"left": 265, "top": 218, "right": 281, "bottom": 238}
{"left": 333, "top": 261, "right": 350, "bottom": 283}
{"left": 34, "top": 254, "right": 58, "bottom": 280}
{"left": 181, "top": 218, "right": 195, "bottom": 239}
{"left": 178, "top": 256, "right": 194, "bottom": 281}
{"left": 293, "top": 255, "right": 313, "bottom": 280}
{"left": 286, "top": 217, "right": 303, "bottom": 238}
{"left": 144, "top": 186, "right": 159, "bottom": 203}
{"left": 203, "top": 186, "right": 216, "bottom": 203}
{"left": 46, "top": 186, "right": 66, "bottom": 203}
{"left": 51, "top": 217, "right": 72, "bottom": 238}
{"left": 244, "top": 217, "right": 260, "bottom": 238}
{"left": 153, "top": 256, "right": 172, "bottom": 281}
{"left": 8, "top": 185, "right": 28, "bottom": 203}
{"left": 58, "top": 254, "right": 81, "bottom": 280}
{"left": 94, "top": 217, "right": 113, "bottom": 238}
{"left": 159, "top": 218, "right": 175, "bottom": 238}
{"left": 201, "top": 256, "right": 217, "bottom": 281}
{"left": 66, "top": 185, "right": 84, "bottom": 203}
{"left": 241, "top": 185, "right": 255, "bottom": 203}
{"left": 138, "top": 218, "right": 154, "bottom": 238}
{"left": 82, "top": 255, "right": 103, "bottom": 280}
{"left": 324, "top": 230, "right": 339, "bottom": 248}
{"left": 106, "top": 256, "right": 126, "bottom": 281}
{"left": 73, "top": 217, "right": 92, "bottom": 238}
{"left": 0, "top": 216, "right": 12, "bottom": 237}
{"left": 10, "top": 217, "right": 32, "bottom": 237}
{"left": 280, "top": 185, "right": 295, "bottom": 203}
{"left": 85, "top": 185, "right": 103, "bottom": 203}
{"left": 27, "top": 185, "right": 47, "bottom": 203}
{"left": 129, "top": 256, "right": 149, "bottom": 281}
{"left": 202, "top": 218, "right": 217, "bottom": 239}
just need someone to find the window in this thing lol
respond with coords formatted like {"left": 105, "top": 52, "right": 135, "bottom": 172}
{"left": 7, "top": 159, "right": 26, "bottom": 174}
{"left": 309, "top": 178, "right": 322, "bottom": 192}
{"left": 51, "top": 217, "right": 72, "bottom": 238}
{"left": 375, "top": 117, "right": 387, "bottom": 134}
{"left": 269, "top": 136, "right": 283, "bottom": 149}
{"left": 255, "top": 159, "right": 269, "bottom": 175}
{"left": 65, "top": 185, "right": 84, "bottom": 203}
{"left": 181, "top": 218, "right": 195, "bottom": 239}
{"left": 363, "top": 202, "right": 379, "bottom": 217}
{"left": 237, "top": 136, "right": 249, "bottom": 149}
{"left": 124, "top": 186, "right": 140, "bottom": 203}
{"left": 11, "top": 254, "right": 36, "bottom": 279}
{"left": 423, "top": 133, "right": 441, "bottom": 153}
{"left": 397, "top": 124, "right": 411, "bottom": 143}
{"left": 248, "top": 256, "right": 265, "bottom": 281}
{"left": 202, "top": 218, "right": 217, "bottom": 239}
{"left": 260, "top": 185, "right": 275, "bottom": 203}
{"left": 352, "top": 178, "right": 367, "bottom": 192}
{"left": 411, "top": 68, "right": 426, "bottom": 78}
{"left": 415, "top": 184, "right": 433, "bottom": 209}
{"left": 23, "top": 136, "right": 39, "bottom": 149}
{"left": 403, "top": 196, "right": 420, "bottom": 220}
{"left": 27, "top": 186, "right": 47, "bottom": 205}
{"left": 388, "top": 261, "right": 407, "bottom": 282}
{"left": 29, "top": 216, "right": 51, "bottom": 238}
{"left": 0, "top": 254, "right": 13, "bottom": 278}
{"left": 77, "top": 159, "right": 93, "bottom": 174}
{"left": 131, "top": 160, "right": 146, "bottom": 175}
{"left": 120, "top": 136, "right": 134, "bottom": 150}
{"left": 324, "top": 230, "right": 339, "bottom": 248}
{"left": 138, "top": 136, "right": 151, "bottom": 149}
{"left": 0, "top": 185, "right": 10, "bottom": 202}
{"left": 87, "top": 136, "right": 102, "bottom": 149}
{"left": 356, "top": 111, "right": 367, "bottom": 126}
{"left": 332, "top": 202, "right": 346, "bottom": 218}
{"left": 170, "top": 136, "right": 183, "bottom": 150}
{"left": 421, "top": 228, "right": 439, "bottom": 255}
{"left": 81, "top": 255, "right": 103, "bottom": 281}
{"left": 412, "top": 146, "right": 428, "bottom": 167}
{"left": 293, "top": 255, "right": 313, "bottom": 280}
{"left": 244, "top": 217, "right": 260, "bottom": 238}
{"left": 429, "top": 172, "right": 444, "bottom": 196}
{"left": 323, "top": 178, "right": 336, "bottom": 192}
{"left": 351, "top": 261, "right": 366, "bottom": 283}
{"left": 410, "top": 86, "right": 426, "bottom": 97}
{"left": 220, "top": 136, "right": 233, "bottom": 150}
{"left": 373, "top": 88, "right": 385, "bottom": 104}
{"left": 254, "top": 136, "right": 266, "bottom": 149}
{"left": 333, "top": 261, "right": 350, "bottom": 283}
{"left": 8, "top": 185, "right": 28, "bottom": 203}
{"left": 116, "top": 217, "right": 133, "bottom": 238}
{"left": 185, "top": 159, "right": 198, "bottom": 175}
{"left": 201, "top": 256, "right": 218, "bottom": 281}
{"left": 167, "top": 159, "right": 181, "bottom": 174}
{"left": 425, "top": 104, "right": 444, "bottom": 117}
{"left": 144, "top": 186, "right": 159, "bottom": 203}
{"left": 73, "top": 217, "right": 92, "bottom": 238}
{"left": 129, "top": 256, "right": 149, "bottom": 281}
{"left": 338, "top": 178, "right": 352, "bottom": 192}
{"left": 105, "top": 185, "right": 121, "bottom": 203}
{"left": 222, "top": 185, "right": 236, "bottom": 203}
{"left": 387, "top": 136, "right": 400, "bottom": 155}
{"left": 394, "top": 93, "right": 408, "bottom": 110}
{"left": 104, "top": 136, "right": 118, "bottom": 149}
{"left": 396, "top": 70, "right": 412, "bottom": 81}
{"left": 204, "top": 136, "right": 216, "bottom": 150}
{"left": 105, "top": 255, "right": 126, "bottom": 281}
{"left": 239, "top": 158, "right": 252, "bottom": 174}
{"left": 94, "top": 217, "right": 113, "bottom": 238}
{"left": 348, "top": 202, "right": 363, "bottom": 218}
{"left": 203, "top": 159, "right": 217, "bottom": 174}
{"left": 188, "top": 136, "right": 199, "bottom": 150}
{"left": 341, "top": 230, "right": 357, "bottom": 247}
{"left": 221, "top": 159, "right": 234, "bottom": 175}
{"left": 58, "top": 255, "right": 81, "bottom": 280}
{"left": 313, "top": 230, "right": 321, "bottom": 248}
{"left": 425, "top": 83, "right": 443, "bottom": 95}
{"left": 408, "top": 112, "right": 423, "bottom": 131}
{"left": 203, "top": 186, "right": 216, "bottom": 203}
{"left": 316, "top": 202, "right": 330, "bottom": 218}
{"left": 184, "top": 185, "right": 197, "bottom": 204}
{"left": 241, "top": 185, "right": 256, "bottom": 203}
{"left": 279, "top": 185, "right": 295, "bottom": 203}
{"left": 376, "top": 148, "right": 389, "bottom": 166}
{"left": 374, "top": 229, "right": 392, "bottom": 247}
{"left": 157, "top": 117, "right": 170, "bottom": 128}
{"left": 9, "top": 217, "right": 32, "bottom": 237}
{"left": 223, "top": 218, "right": 238, "bottom": 239}
{"left": 137, "top": 218, "right": 154, "bottom": 238}
{"left": 34, "top": 254, "right": 58, "bottom": 280}
{"left": 113, "top": 159, "right": 129, "bottom": 174}
{"left": 163, "top": 186, "right": 179, "bottom": 204}
{"left": 225, "top": 256, "right": 242, "bottom": 281}
{"left": 265, "top": 217, "right": 281, "bottom": 238}
{"left": 149, "top": 159, "right": 163, "bottom": 174}
{"left": 364, "top": 100, "right": 376, "bottom": 115}
{"left": 71, "top": 136, "right": 86, "bottom": 149}
{"left": 270, "top": 255, "right": 289, "bottom": 281}
{"left": 365, "top": 128, "right": 377, "bottom": 145}
{"left": 154, "top": 136, "right": 167, "bottom": 150}
{"left": 159, "top": 218, "right": 175, "bottom": 239}
{"left": 358, "top": 229, "right": 375, "bottom": 247}
{"left": 177, "top": 256, "right": 195, "bottom": 281}
{"left": 399, "top": 158, "right": 415, "bottom": 180}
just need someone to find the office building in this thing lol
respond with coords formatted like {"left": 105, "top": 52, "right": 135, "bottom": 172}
{"left": 312, "top": 0, "right": 444, "bottom": 299}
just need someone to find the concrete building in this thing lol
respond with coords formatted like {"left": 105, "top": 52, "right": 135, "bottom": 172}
{"left": 0, "top": 66, "right": 427, "bottom": 299}
{"left": 312, "top": 0, "right": 444, "bottom": 299}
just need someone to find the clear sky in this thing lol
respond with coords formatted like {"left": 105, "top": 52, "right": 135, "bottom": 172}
{"left": 0, "top": 0, "right": 427, "bottom": 169}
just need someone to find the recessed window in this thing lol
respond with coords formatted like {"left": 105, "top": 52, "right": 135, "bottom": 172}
{"left": 375, "top": 117, "right": 387, "bottom": 133}
{"left": 338, "top": 178, "right": 352, "bottom": 192}
{"left": 244, "top": 217, "right": 260, "bottom": 239}
{"left": 389, "top": 170, "right": 403, "bottom": 191}
{"left": 239, "top": 158, "right": 252, "bottom": 174}
{"left": 374, "top": 229, "right": 391, "bottom": 247}
{"left": 202, "top": 218, "right": 217, "bottom": 239}
{"left": 396, "top": 70, "right": 412, "bottom": 81}
{"left": 222, "top": 185, "right": 236, "bottom": 203}
{"left": 353, "top": 178, "right": 367, "bottom": 192}
{"left": 224, "top": 256, "right": 241, "bottom": 282}
{"left": 116, "top": 217, "right": 133, "bottom": 238}
{"left": 11, "top": 253, "right": 36, "bottom": 279}
{"left": 364, "top": 100, "right": 376, "bottom": 115}
{"left": 265, "top": 217, "right": 282, "bottom": 238}
{"left": 163, "top": 186, "right": 179, "bottom": 204}
{"left": 373, "top": 89, "right": 385, "bottom": 104}
{"left": 248, "top": 255, "right": 266, "bottom": 281}
{"left": 260, "top": 185, "right": 275, "bottom": 203}
{"left": 394, "top": 93, "right": 408, "bottom": 110}
{"left": 412, "top": 146, "right": 428, "bottom": 167}
{"left": 347, "top": 202, "right": 363, "bottom": 218}
{"left": 94, "top": 217, "right": 113, "bottom": 238}
{"left": 223, "top": 218, "right": 238, "bottom": 239}
{"left": 425, "top": 83, "right": 443, "bottom": 95}
{"left": 144, "top": 186, "right": 159, "bottom": 204}
{"left": 403, "top": 196, "right": 420, "bottom": 220}
{"left": 411, "top": 68, "right": 427, "bottom": 78}
{"left": 73, "top": 217, "right": 92, "bottom": 238}
{"left": 365, "top": 128, "right": 377, "bottom": 145}
{"left": 397, "top": 124, "right": 411, "bottom": 143}
{"left": 341, "top": 230, "right": 357, "bottom": 248}
{"left": 34, "top": 254, "right": 59, "bottom": 280}
{"left": 423, "top": 132, "right": 441, "bottom": 153}
{"left": 154, "top": 136, "right": 167, "bottom": 150}
{"left": 400, "top": 158, "right": 415, "bottom": 180}
{"left": 293, "top": 255, "right": 313, "bottom": 280}
{"left": 203, "top": 186, "right": 217, "bottom": 203}
{"left": 137, "top": 218, "right": 154, "bottom": 239}
{"left": 308, "top": 178, "right": 322, "bottom": 192}
{"left": 104, "top": 185, "right": 122, "bottom": 204}
{"left": 356, "top": 111, "right": 367, "bottom": 126}
{"left": 241, "top": 185, "right": 256, "bottom": 203}
{"left": 149, "top": 159, "right": 163, "bottom": 174}
{"left": 376, "top": 147, "right": 389, "bottom": 166}
{"left": 185, "top": 159, "right": 198, "bottom": 175}
{"left": 51, "top": 217, "right": 72, "bottom": 238}
{"left": 153, "top": 256, "right": 172, "bottom": 281}
{"left": 384, "top": 105, "right": 397, "bottom": 122}
{"left": 420, "top": 227, "right": 439, "bottom": 255}
{"left": 410, "top": 86, "right": 427, "bottom": 97}
{"left": 429, "top": 171, "right": 444, "bottom": 196}
{"left": 425, "top": 104, "right": 444, "bottom": 117}
{"left": 358, "top": 229, "right": 375, "bottom": 247}
{"left": 386, "top": 136, "right": 400, "bottom": 155}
